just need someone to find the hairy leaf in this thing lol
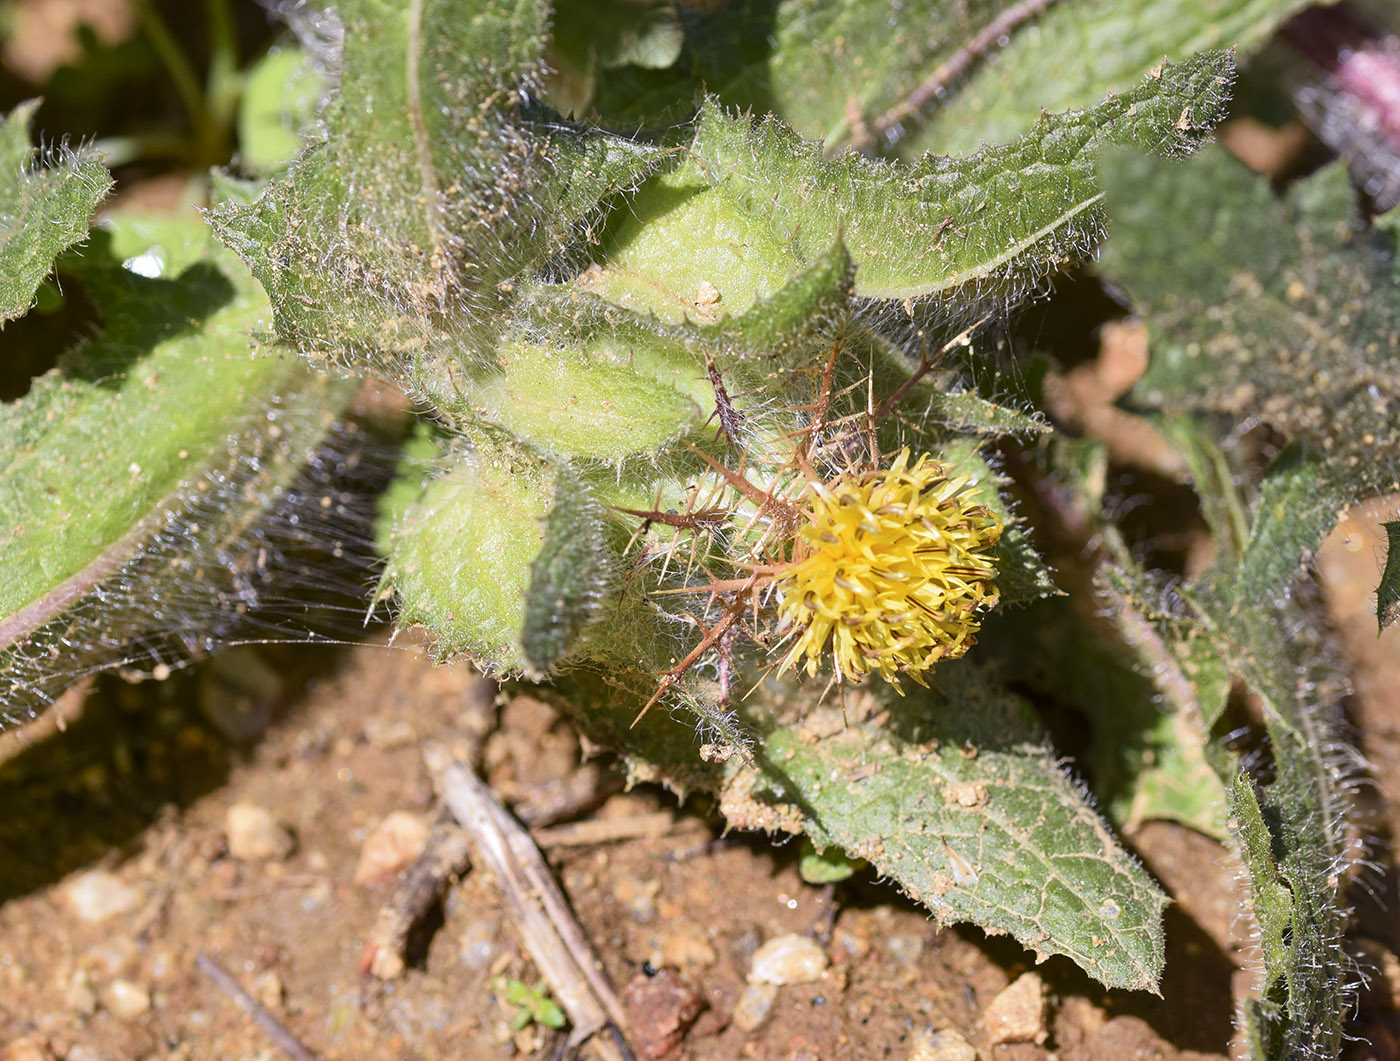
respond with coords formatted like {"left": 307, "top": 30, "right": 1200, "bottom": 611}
{"left": 585, "top": 52, "right": 1233, "bottom": 321}
{"left": 521, "top": 465, "right": 611, "bottom": 676}
{"left": 0, "top": 100, "right": 112, "bottom": 323}
{"left": 0, "top": 215, "right": 353, "bottom": 725}
{"left": 561, "top": 666, "right": 1167, "bottom": 992}
{"left": 905, "top": 0, "right": 1307, "bottom": 157}
{"left": 210, "top": 0, "right": 664, "bottom": 398}
{"left": 1103, "top": 150, "right": 1400, "bottom": 507}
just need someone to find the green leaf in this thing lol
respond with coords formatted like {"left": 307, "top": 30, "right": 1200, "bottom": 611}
{"left": 903, "top": 0, "right": 1308, "bottom": 158}
{"left": 533, "top": 996, "right": 567, "bottom": 1029}
{"left": 584, "top": 52, "right": 1233, "bottom": 321}
{"left": 0, "top": 100, "right": 113, "bottom": 322}
{"left": 0, "top": 214, "right": 353, "bottom": 726}
{"left": 1228, "top": 773, "right": 1293, "bottom": 988}
{"left": 563, "top": 667, "right": 1167, "bottom": 992}
{"left": 235, "top": 45, "right": 326, "bottom": 176}
{"left": 798, "top": 838, "right": 861, "bottom": 884}
{"left": 1380, "top": 520, "right": 1400, "bottom": 632}
{"left": 1103, "top": 151, "right": 1400, "bottom": 503}
{"left": 210, "top": 0, "right": 663, "bottom": 398}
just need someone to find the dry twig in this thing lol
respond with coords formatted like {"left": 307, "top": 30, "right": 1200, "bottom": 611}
{"left": 425, "top": 744, "right": 633, "bottom": 1056}
{"left": 196, "top": 951, "right": 317, "bottom": 1061}
{"left": 363, "top": 809, "right": 473, "bottom": 980}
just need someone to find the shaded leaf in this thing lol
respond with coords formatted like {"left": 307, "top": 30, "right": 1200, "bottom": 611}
{"left": 1380, "top": 520, "right": 1400, "bottom": 632}
{"left": 0, "top": 214, "right": 353, "bottom": 725}
{"left": 904, "top": 0, "right": 1308, "bottom": 157}
{"left": 1103, "top": 150, "right": 1400, "bottom": 504}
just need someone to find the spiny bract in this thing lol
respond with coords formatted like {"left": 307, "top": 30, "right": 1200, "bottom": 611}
{"left": 774, "top": 449, "right": 1003, "bottom": 690}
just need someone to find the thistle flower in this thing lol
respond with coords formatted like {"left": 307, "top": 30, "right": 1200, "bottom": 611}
{"left": 774, "top": 449, "right": 1002, "bottom": 690}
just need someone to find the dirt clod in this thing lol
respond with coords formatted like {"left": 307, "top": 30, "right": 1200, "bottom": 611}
{"left": 622, "top": 967, "right": 706, "bottom": 1060}
{"left": 0, "top": 1036, "right": 53, "bottom": 1061}
{"left": 732, "top": 982, "right": 779, "bottom": 1032}
{"left": 224, "top": 802, "right": 294, "bottom": 861}
{"left": 983, "top": 971, "right": 1048, "bottom": 1046}
{"left": 353, "top": 810, "right": 429, "bottom": 886}
{"left": 909, "top": 1026, "right": 978, "bottom": 1061}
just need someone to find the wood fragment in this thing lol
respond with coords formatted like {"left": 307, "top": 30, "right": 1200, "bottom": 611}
{"left": 363, "top": 671, "right": 497, "bottom": 980}
{"left": 531, "top": 811, "right": 698, "bottom": 849}
{"left": 196, "top": 951, "right": 317, "bottom": 1061}
{"left": 425, "top": 744, "right": 633, "bottom": 1055}
{"left": 363, "top": 809, "right": 473, "bottom": 980}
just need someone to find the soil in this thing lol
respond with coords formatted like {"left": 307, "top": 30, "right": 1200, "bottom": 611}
{"left": 4, "top": 512, "right": 1397, "bottom": 1061}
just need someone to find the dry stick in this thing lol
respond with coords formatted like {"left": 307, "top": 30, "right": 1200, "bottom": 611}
{"left": 196, "top": 951, "right": 317, "bottom": 1061}
{"left": 364, "top": 809, "right": 474, "bottom": 980}
{"left": 364, "top": 671, "right": 499, "bottom": 980}
{"left": 848, "top": 0, "right": 1063, "bottom": 152}
{"left": 532, "top": 811, "right": 697, "bottom": 849}
{"left": 425, "top": 745, "right": 634, "bottom": 1057}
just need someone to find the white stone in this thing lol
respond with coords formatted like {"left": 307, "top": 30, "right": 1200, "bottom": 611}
{"left": 101, "top": 978, "right": 151, "bottom": 1020}
{"left": 225, "top": 803, "right": 294, "bottom": 861}
{"left": 60, "top": 870, "right": 140, "bottom": 924}
{"left": 747, "top": 933, "right": 828, "bottom": 986}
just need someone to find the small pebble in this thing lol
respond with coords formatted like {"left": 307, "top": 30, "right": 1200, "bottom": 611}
{"left": 909, "top": 1026, "right": 978, "bottom": 1061}
{"left": 458, "top": 918, "right": 500, "bottom": 971}
{"left": 253, "top": 971, "right": 284, "bottom": 1010}
{"left": 66, "top": 1047, "right": 103, "bottom": 1061}
{"left": 622, "top": 967, "right": 705, "bottom": 1060}
{"left": 0, "top": 1036, "right": 54, "bottom": 1061}
{"left": 63, "top": 970, "right": 97, "bottom": 1018}
{"left": 748, "top": 934, "right": 828, "bottom": 986}
{"left": 731, "top": 982, "right": 778, "bottom": 1032}
{"left": 983, "top": 972, "right": 1048, "bottom": 1046}
{"left": 883, "top": 932, "right": 924, "bottom": 967}
{"left": 352, "top": 811, "right": 428, "bottom": 886}
{"left": 60, "top": 870, "right": 140, "bottom": 924}
{"left": 612, "top": 873, "right": 660, "bottom": 924}
{"left": 225, "top": 803, "right": 295, "bottom": 862}
{"left": 101, "top": 977, "right": 151, "bottom": 1020}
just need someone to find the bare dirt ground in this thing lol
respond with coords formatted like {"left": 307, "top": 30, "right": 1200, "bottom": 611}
{"left": 0, "top": 620, "right": 1342, "bottom": 1061}
{"left": 1, "top": 494, "right": 1399, "bottom": 1060}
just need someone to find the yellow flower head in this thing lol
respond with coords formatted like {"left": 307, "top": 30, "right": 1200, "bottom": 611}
{"left": 775, "top": 449, "right": 1002, "bottom": 690}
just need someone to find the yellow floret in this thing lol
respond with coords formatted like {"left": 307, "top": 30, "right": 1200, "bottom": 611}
{"left": 774, "top": 449, "right": 1002, "bottom": 690}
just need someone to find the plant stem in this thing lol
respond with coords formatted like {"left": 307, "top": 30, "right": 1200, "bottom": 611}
{"left": 132, "top": 0, "right": 210, "bottom": 143}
